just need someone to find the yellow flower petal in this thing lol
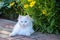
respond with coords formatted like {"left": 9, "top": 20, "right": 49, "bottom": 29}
{"left": 10, "top": 2, "right": 15, "bottom": 7}
{"left": 28, "top": 0, "right": 33, "bottom": 2}
{"left": 29, "top": 1, "right": 36, "bottom": 7}
{"left": 42, "top": 10, "right": 47, "bottom": 15}
{"left": 24, "top": 4, "right": 29, "bottom": 8}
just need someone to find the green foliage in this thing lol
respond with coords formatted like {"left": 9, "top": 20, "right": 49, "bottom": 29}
{"left": 20, "top": 0, "right": 60, "bottom": 34}
{"left": 0, "top": 0, "right": 60, "bottom": 34}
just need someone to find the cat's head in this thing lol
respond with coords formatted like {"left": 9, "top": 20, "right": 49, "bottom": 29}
{"left": 17, "top": 15, "right": 33, "bottom": 27}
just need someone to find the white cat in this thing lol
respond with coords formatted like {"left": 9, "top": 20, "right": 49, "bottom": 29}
{"left": 9, "top": 15, "right": 34, "bottom": 36}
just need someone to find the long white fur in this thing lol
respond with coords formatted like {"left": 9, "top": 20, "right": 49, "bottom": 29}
{"left": 9, "top": 15, "right": 34, "bottom": 36}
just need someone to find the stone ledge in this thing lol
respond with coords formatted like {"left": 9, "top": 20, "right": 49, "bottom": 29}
{"left": 0, "top": 19, "right": 60, "bottom": 40}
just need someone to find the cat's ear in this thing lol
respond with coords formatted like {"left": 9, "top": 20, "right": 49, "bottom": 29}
{"left": 26, "top": 15, "right": 34, "bottom": 22}
{"left": 17, "top": 15, "right": 22, "bottom": 20}
{"left": 26, "top": 15, "right": 30, "bottom": 18}
{"left": 26, "top": 15, "right": 29, "bottom": 17}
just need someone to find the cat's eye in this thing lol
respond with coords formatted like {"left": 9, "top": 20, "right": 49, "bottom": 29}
{"left": 21, "top": 21, "right": 23, "bottom": 23}
{"left": 25, "top": 21, "right": 27, "bottom": 23}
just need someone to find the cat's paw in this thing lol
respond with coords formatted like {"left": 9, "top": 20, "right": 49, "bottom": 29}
{"left": 26, "top": 32, "right": 31, "bottom": 36}
{"left": 9, "top": 33, "right": 16, "bottom": 37}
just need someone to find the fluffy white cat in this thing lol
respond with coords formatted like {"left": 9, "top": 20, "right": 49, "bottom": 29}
{"left": 9, "top": 15, "right": 34, "bottom": 36}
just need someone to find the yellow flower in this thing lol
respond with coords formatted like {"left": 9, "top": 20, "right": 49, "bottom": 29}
{"left": 29, "top": 1, "right": 36, "bottom": 7}
{"left": 28, "top": 0, "right": 33, "bottom": 2}
{"left": 10, "top": 2, "right": 15, "bottom": 7}
{"left": 24, "top": 4, "right": 29, "bottom": 8}
{"left": 42, "top": 10, "right": 47, "bottom": 15}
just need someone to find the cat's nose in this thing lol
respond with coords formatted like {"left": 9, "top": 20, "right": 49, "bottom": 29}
{"left": 23, "top": 24, "right": 25, "bottom": 26}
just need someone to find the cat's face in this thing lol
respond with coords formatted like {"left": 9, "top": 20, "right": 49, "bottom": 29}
{"left": 18, "top": 15, "right": 32, "bottom": 27}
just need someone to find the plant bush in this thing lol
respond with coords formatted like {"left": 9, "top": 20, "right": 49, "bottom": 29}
{"left": 0, "top": 0, "right": 60, "bottom": 34}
